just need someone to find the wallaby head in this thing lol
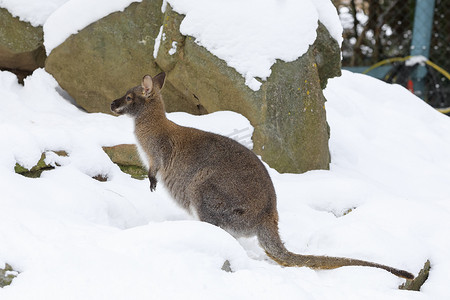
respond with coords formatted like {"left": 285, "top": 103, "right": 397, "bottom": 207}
{"left": 111, "top": 72, "right": 166, "bottom": 117}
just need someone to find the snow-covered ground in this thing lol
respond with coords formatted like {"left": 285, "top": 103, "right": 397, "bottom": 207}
{"left": 1, "top": 68, "right": 450, "bottom": 299}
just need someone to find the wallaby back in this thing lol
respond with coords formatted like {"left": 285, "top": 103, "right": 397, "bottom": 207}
{"left": 110, "top": 72, "right": 414, "bottom": 280}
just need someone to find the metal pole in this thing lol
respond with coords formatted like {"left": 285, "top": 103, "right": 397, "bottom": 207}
{"left": 410, "top": 0, "right": 436, "bottom": 98}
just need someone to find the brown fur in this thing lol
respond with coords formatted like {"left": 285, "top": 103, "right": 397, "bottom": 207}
{"left": 110, "top": 72, "right": 414, "bottom": 280}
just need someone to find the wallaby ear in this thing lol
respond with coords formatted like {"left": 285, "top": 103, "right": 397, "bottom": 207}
{"left": 141, "top": 75, "right": 153, "bottom": 96}
{"left": 152, "top": 72, "right": 166, "bottom": 90}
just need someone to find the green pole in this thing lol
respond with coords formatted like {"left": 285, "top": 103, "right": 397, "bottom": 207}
{"left": 410, "top": 0, "right": 436, "bottom": 98}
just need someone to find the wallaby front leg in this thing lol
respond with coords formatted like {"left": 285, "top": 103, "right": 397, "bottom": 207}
{"left": 148, "top": 168, "right": 157, "bottom": 192}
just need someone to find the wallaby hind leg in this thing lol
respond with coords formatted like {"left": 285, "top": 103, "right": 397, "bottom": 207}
{"left": 194, "top": 182, "right": 258, "bottom": 238}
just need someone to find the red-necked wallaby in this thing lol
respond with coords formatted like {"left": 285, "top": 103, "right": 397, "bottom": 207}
{"left": 110, "top": 72, "right": 414, "bottom": 280}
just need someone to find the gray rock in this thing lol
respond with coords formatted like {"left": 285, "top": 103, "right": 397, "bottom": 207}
{"left": 0, "top": 8, "right": 45, "bottom": 80}
{"left": 221, "top": 260, "right": 232, "bottom": 273}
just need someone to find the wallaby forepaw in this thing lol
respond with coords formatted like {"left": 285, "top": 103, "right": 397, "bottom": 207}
{"left": 149, "top": 176, "right": 157, "bottom": 192}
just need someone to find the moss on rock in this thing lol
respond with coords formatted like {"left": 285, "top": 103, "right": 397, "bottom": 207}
{"left": 14, "top": 151, "right": 67, "bottom": 178}
{"left": 14, "top": 153, "right": 54, "bottom": 178}
{"left": 0, "top": 263, "right": 18, "bottom": 288}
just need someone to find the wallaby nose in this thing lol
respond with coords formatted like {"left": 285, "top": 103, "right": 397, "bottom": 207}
{"left": 110, "top": 100, "right": 118, "bottom": 113}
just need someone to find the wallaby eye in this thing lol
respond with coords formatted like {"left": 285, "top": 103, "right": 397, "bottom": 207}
{"left": 126, "top": 95, "right": 132, "bottom": 102}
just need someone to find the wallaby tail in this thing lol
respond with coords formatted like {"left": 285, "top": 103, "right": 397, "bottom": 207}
{"left": 257, "top": 224, "right": 414, "bottom": 280}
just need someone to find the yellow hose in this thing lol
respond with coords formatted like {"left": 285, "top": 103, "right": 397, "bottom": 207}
{"left": 363, "top": 56, "right": 450, "bottom": 80}
{"left": 362, "top": 56, "right": 450, "bottom": 113}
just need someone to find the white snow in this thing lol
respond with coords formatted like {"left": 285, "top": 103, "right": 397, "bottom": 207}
{"left": 153, "top": 25, "right": 164, "bottom": 59}
{"left": 1, "top": 67, "right": 450, "bottom": 299}
{"left": 168, "top": 41, "right": 178, "bottom": 55}
{"left": 312, "top": 0, "right": 344, "bottom": 46}
{"left": 161, "top": 0, "right": 168, "bottom": 13}
{"left": 405, "top": 55, "right": 428, "bottom": 67}
{"left": 168, "top": 111, "right": 253, "bottom": 149}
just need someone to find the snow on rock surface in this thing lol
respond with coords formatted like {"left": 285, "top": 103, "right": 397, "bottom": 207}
{"left": 0, "top": 0, "right": 69, "bottom": 26}
{"left": 0, "top": 0, "right": 142, "bottom": 54}
{"left": 42, "top": 0, "right": 142, "bottom": 55}
{"left": 167, "top": 0, "right": 342, "bottom": 90}
{"left": 153, "top": 25, "right": 164, "bottom": 59}
{"left": 312, "top": 0, "right": 344, "bottom": 46}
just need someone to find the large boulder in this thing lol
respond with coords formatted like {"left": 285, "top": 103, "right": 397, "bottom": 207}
{"left": 0, "top": 8, "right": 46, "bottom": 81}
{"left": 45, "top": 0, "right": 198, "bottom": 115}
{"left": 45, "top": 1, "right": 342, "bottom": 173}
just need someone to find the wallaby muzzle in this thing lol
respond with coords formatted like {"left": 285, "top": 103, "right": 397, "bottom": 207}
{"left": 110, "top": 98, "right": 124, "bottom": 114}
